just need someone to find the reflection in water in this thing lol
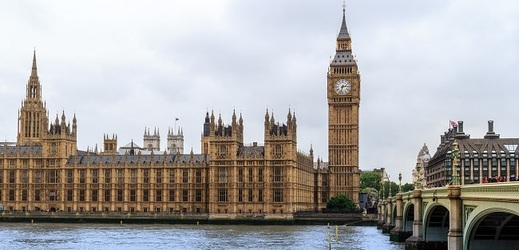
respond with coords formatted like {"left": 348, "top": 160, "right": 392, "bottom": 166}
{"left": 0, "top": 223, "right": 404, "bottom": 250}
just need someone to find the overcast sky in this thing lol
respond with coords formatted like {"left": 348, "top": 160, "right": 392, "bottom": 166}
{"left": 1, "top": 1, "right": 519, "bottom": 183}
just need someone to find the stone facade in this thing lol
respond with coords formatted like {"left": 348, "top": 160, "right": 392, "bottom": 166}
{"left": 326, "top": 6, "right": 361, "bottom": 204}
{"left": 0, "top": 7, "right": 360, "bottom": 216}
{"left": 0, "top": 51, "right": 327, "bottom": 217}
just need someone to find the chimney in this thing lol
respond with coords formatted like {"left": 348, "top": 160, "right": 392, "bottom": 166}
{"left": 454, "top": 121, "right": 470, "bottom": 139}
{"left": 484, "top": 120, "right": 500, "bottom": 139}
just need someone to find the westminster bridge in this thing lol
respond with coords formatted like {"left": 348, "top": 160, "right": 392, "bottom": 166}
{"left": 377, "top": 182, "right": 519, "bottom": 250}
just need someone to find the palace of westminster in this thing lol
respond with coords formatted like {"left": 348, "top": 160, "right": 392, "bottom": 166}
{"left": 0, "top": 7, "right": 362, "bottom": 218}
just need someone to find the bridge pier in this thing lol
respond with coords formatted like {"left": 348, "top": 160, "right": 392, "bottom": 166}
{"left": 390, "top": 193, "right": 409, "bottom": 242}
{"left": 377, "top": 201, "right": 386, "bottom": 229}
{"left": 405, "top": 189, "right": 425, "bottom": 249}
{"left": 382, "top": 197, "right": 394, "bottom": 234}
{"left": 448, "top": 186, "right": 462, "bottom": 250}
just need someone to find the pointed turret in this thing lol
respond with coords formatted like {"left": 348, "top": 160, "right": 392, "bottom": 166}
{"left": 337, "top": 3, "right": 350, "bottom": 40}
{"left": 31, "top": 50, "right": 38, "bottom": 78}
{"left": 232, "top": 109, "right": 237, "bottom": 126}
{"left": 330, "top": 3, "right": 356, "bottom": 67}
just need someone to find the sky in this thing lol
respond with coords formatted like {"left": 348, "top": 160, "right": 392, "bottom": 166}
{"left": 1, "top": 0, "right": 519, "bottom": 184}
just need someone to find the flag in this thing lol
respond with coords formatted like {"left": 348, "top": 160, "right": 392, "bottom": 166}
{"left": 175, "top": 118, "right": 179, "bottom": 121}
{"left": 450, "top": 120, "right": 458, "bottom": 128}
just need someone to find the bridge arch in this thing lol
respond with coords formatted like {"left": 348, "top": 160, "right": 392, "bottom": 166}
{"left": 465, "top": 207, "right": 519, "bottom": 250}
{"left": 403, "top": 202, "right": 414, "bottom": 233}
{"left": 423, "top": 204, "right": 449, "bottom": 243}
{"left": 391, "top": 202, "right": 397, "bottom": 226}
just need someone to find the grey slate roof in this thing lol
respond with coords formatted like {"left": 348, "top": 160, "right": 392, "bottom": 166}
{"left": 0, "top": 145, "right": 42, "bottom": 155}
{"left": 237, "top": 145, "right": 264, "bottom": 158}
{"left": 337, "top": 10, "right": 350, "bottom": 40}
{"left": 331, "top": 51, "right": 355, "bottom": 66}
{"left": 67, "top": 153, "right": 208, "bottom": 165}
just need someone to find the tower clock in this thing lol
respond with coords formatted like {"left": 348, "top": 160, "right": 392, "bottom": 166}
{"left": 327, "top": 5, "right": 360, "bottom": 204}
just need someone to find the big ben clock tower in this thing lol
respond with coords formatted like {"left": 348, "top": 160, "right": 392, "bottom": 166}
{"left": 327, "top": 4, "right": 360, "bottom": 204}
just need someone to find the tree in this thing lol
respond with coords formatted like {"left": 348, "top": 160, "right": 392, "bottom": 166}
{"left": 326, "top": 194, "right": 356, "bottom": 212}
{"left": 401, "top": 183, "right": 414, "bottom": 192}
{"left": 360, "top": 172, "right": 382, "bottom": 191}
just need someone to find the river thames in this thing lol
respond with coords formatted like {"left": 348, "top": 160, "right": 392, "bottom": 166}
{"left": 0, "top": 223, "right": 404, "bottom": 249}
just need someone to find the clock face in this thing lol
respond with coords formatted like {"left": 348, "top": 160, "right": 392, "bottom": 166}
{"left": 334, "top": 79, "right": 351, "bottom": 95}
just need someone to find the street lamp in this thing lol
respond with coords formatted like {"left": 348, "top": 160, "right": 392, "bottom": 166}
{"left": 398, "top": 172, "right": 402, "bottom": 193}
{"left": 382, "top": 178, "right": 386, "bottom": 199}
{"left": 452, "top": 142, "right": 460, "bottom": 186}
{"left": 388, "top": 175, "right": 391, "bottom": 197}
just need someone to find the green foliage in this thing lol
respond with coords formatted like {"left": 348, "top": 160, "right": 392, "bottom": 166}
{"left": 326, "top": 194, "right": 356, "bottom": 212}
{"left": 381, "top": 181, "right": 414, "bottom": 198}
{"left": 360, "top": 172, "right": 382, "bottom": 191}
{"left": 401, "top": 183, "right": 414, "bottom": 192}
{"left": 381, "top": 181, "right": 399, "bottom": 198}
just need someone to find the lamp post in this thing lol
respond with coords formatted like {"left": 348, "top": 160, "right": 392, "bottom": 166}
{"left": 452, "top": 142, "right": 460, "bottom": 186}
{"left": 382, "top": 178, "right": 386, "bottom": 199}
{"left": 388, "top": 175, "right": 392, "bottom": 197}
{"left": 398, "top": 172, "right": 402, "bottom": 193}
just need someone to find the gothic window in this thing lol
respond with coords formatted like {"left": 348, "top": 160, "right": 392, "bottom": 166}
{"left": 67, "top": 190, "right": 73, "bottom": 201}
{"left": 91, "top": 190, "right": 98, "bottom": 202}
{"left": 274, "top": 145, "right": 283, "bottom": 158}
{"left": 117, "top": 169, "right": 124, "bottom": 184}
{"left": 248, "top": 189, "right": 253, "bottom": 202}
{"left": 130, "top": 189, "right": 136, "bottom": 202}
{"left": 80, "top": 170, "right": 86, "bottom": 184}
{"left": 34, "top": 190, "right": 40, "bottom": 201}
{"left": 21, "top": 189, "right": 28, "bottom": 201}
{"left": 195, "top": 169, "right": 202, "bottom": 183}
{"left": 92, "top": 169, "right": 98, "bottom": 184}
{"left": 238, "top": 189, "right": 243, "bottom": 202}
{"left": 218, "top": 167, "right": 228, "bottom": 183}
{"left": 156, "top": 169, "right": 162, "bottom": 184}
{"left": 258, "top": 189, "right": 263, "bottom": 202}
{"left": 9, "top": 189, "right": 15, "bottom": 201}
{"left": 238, "top": 167, "right": 243, "bottom": 183}
{"left": 273, "top": 189, "right": 283, "bottom": 202}
{"left": 156, "top": 190, "right": 162, "bottom": 202}
{"left": 9, "top": 170, "right": 15, "bottom": 183}
{"left": 104, "top": 189, "right": 111, "bottom": 202}
{"left": 131, "top": 169, "right": 137, "bottom": 184}
{"left": 273, "top": 167, "right": 283, "bottom": 183}
{"left": 66, "top": 170, "right": 73, "bottom": 183}
{"left": 195, "top": 189, "right": 202, "bottom": 202}
{"left": 22, "top": 170, "right": 28, "bottom": 183}
{"left": 79, "top": 190, "right": 86, "bottom": 202}
{"left": 219, "top": 145, "right": 227, "bottom": 158}
{"left": 258, "top": 168, "right": 264, "bottom": 182}
{"left": 51, "top": 143, "right": 57, "bottom": 155}
{"left": 49, "top": 190, "right": 57, "bottom": 201}
{"left": 143, "top": 169, "right": 150, "bottom": 183}
{"left": 168, "top": 190, "right": 175, "bottom": 202}
{"left": 218, "top": 189, "right": 228, "bottom": 202}
{"left": 182, "top": 190, "right": 188, "bottom": 201}
{"left": 142, "top": 189, "right": 149, "bottom": 202}
{"left": 169, "top": 169, "right": 175, "bottom": 184}
{"left": 248, "top": 168, "right": 253, "bottom": 182}
{"left": 182, "top": 169, "right": 189, "bottom": 183}
{"left": 105, "top": 169, "right": 111, "bottom": 184}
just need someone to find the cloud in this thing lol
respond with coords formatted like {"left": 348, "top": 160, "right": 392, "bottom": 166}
{"left": 2, "top": 1, "right": 519, "bottom": 184}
